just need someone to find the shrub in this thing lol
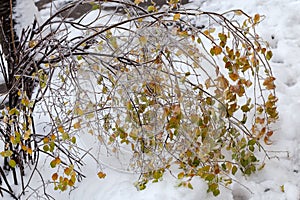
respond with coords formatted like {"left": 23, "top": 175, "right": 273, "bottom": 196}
{"left": 0, "top": 0, "right": 278, "bottom": 198}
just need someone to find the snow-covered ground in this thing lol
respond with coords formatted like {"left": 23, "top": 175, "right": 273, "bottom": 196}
{"left": 12, "top": 0, "right": 300, "bottom": 199}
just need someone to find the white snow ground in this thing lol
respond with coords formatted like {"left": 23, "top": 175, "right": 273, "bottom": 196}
{"left": 11, "top": 0, "right": 300, "bottom": 199}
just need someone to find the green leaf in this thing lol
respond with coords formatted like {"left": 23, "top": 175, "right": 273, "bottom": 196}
{"left": 202, "top": 166, "right": 210, "bottom": 172}
{"left": 153, "top": 170, "right": 162, "bottom": 180}
{"left": 43, "top": 145, "right": 50, "bottom": 152}
{"left": 50, "top": 160, "right": 56, "bottom": 168}
{"left": 213, "top": 188, "right": 220, "bottom": 196}
{"left": 248, "top": 139, "right": 256, "bottom": 146}
{"left": 266, "top": 51, "right": 273, "bottom": 60}
{"left": 187, "top": 182, "right": 193, "bottom": 189}
{"left": 9, "top": 108, "right": 20, "bottom": 116}
{"left": 280, "top": 185, "right": 285, "bottom": 192}
{"left": 232, "top": 166, "right": 238, "bottom": 175}
{"left": 71, "top": 136, "right": 76, "bottom": 144}
{"left": 249, "top": 145, "right": 254, "bottom": 152}
{"left": 205, "top": 174, "right": 215, "bottom": 181}
{"left": 49, "top": 142, "right": 55, "bottom": 152}
{"left": 208, "top": 183, "right": 218, "bottom": 191}
{"left": 92, "top": 4, "right": 100, "bottom": 10}
{"left": 177, "top": 172, "right": 185, "bottom": 179}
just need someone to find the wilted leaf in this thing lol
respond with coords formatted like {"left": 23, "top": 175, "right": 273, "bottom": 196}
{"left": 210, "top": 46, "right": 222, "bottom": 56}
{"left": 97, "top": 171, "right": 106, "bottom": 179}
{"left": 263, "top": 76, "right": 276, "bottom": 90}
{"left": 253, "top": 14, "right": 260, "bottom": 24}
{"left": 264, "top": 136, "right": 273, "bottom": 145}
{"left": 52, "top": 173, "right": 58, "bottom": 181}
{"left": 229, "top": 73, "right": 239, "bottom": 81}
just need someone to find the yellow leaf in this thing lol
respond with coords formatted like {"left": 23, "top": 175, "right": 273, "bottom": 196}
{"left": 97, "top": 171, "right": 106, "bottom": 179}
{"left": 209, "top": 28, "right": 216, "bottom": 33}
{"left": 178, "top": 30, "right": 189, "bottom": 37}
{"left": 147, "top": 5, "right": 156, "bottom": 12}
{"left": 203, "top": 30, "right": 210, "bottom": 35}
{"left": 210, "top": 46, "right": 222, "bottom": 56}
{"left": 234, "top": 10, "right": 243, "bottom": 15}
{"left": 229, "top": 73, "right": 239, "bottom": 81}
{"left": 29, "top": 40, "right": 37, "bottom": 48}
{"left": 55, "top": 157, "right": 61, "bottom": 165}
{"left": 10, "top": 136, "right": 16, "bottom": 144}
{"left": 0, "top": 150, "right": 13, "bottom": 157}
{"left": 134, "top": 0, "right": 144, "bottom": 4}
{"left": 51, "top": 134, "right": 56, "bottom": 141}
{"left": 73, "top": 121, "right": 81, "bottom": 129}
{"left": 9, "top": 159, "right": 16, "bottom": 168}
{"left": 24, "top": 130, "right": 31, "bottom": 140}
{"left": 58, "top": 126, "right": 64, "bottom": 133}
{"left": 64, "top": 167, "right": 72, "bottom": 176}
{"left": 21, "top": 145, "right": 27, "bottom": 151}
{"left": 139, "top": 36, "right": 147, "bottom": 46}
{"left": 109, "top": 37, "right": 118, "bottom": 49}
{"left": 177, "top": 172, "right": 185, "bottom": 179}
{"left": 27, "top": 148, "right": 33, "bottom": 155}
{"left": 75, "top": 106, "right": 84, "bottom": 116}
{"left": 173, "top": 13, "right": 180, "bottom": 21}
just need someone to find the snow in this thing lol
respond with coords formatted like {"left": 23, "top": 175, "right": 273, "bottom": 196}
{"left": 10, "top": 0, "right": 300, "bottom": 199}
